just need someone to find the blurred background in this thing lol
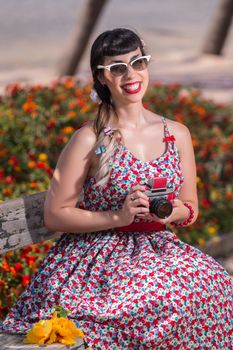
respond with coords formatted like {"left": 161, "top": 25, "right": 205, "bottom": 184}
{"left": 1, "top": 1, "right": 233, "bottom": 318}
{"left": 0, "top": 0, "right": 233, "bottom": 102}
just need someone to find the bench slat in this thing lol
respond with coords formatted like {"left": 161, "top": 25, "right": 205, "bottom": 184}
{"left": 0, "top": 191, "right": 233, "bottom": 258}
{"left": 0, "top": 333, "right": 85, "bottom": 349}
{"left": 0, "top": 192, "right": 61, "bottom": 255}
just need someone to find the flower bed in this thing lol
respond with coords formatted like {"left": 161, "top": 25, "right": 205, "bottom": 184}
{"left": 0, "top": 78, "right": 232, "bottom": 318}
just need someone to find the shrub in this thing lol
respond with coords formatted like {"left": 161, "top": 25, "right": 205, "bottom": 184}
{"left": 0, "top": 79, "right": 232, "bottom": 318}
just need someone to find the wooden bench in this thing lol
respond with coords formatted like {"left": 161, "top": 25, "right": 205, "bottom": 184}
{"left": 0, "top": 333, "right": 85, "bottom": 350}
{"left": 1, "top": 191, "right": 233, "bottom": 349}
{"left": 0, "top": 191, "right": 86, "bottom": 350}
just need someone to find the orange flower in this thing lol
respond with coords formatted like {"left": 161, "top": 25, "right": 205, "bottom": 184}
{"left": 192, "top": 105, "right": 206, "bottom": 117}
{"left": 27, "top": 161, "right": 36, "bottom": 168}
{"left": 3, "top": 188, "right": 13, "bottom": 196}
{"left": 197, "top": 237, "right": 205, "bottom": 247}
{"left": 30, "top": 182, "right": 38, "bottom": 189}
{"left": 80, "top": 105, "right": 91, "bottom": 114}
{"left": 2, "top": 261, "right": 10, "bottom": 272}
{"left": 228, "top": 135, "right": 233, "bottom": 143}
{"left": 225, "top": 192, "right": 233, "bottom": 200}
{"left": 64, "top": 79, "right": 74, "bottom": 89}
{"left": 22, "top": 96, "right": 37, "bottom": 113}
{"left": 75, "top": 88, "right": 83, "bottom": 97}
{"left": 220, "top": 143, "right": 230, "bottom": 151}
{"left": 23, "top": 320, "right": 53, "bottom": 345}
{"left": 50, "top": 315, "right": 84, "bottom": 345}
{"left": 58, "top": 94, "right": 66, "bottom": 101}
{"left": 26, "top": 255, "right": 37, "bottom": 268}
{"left": 77, "top": 98, "right": 85, "bottom": 107}
{"left": 24, "top": 311, "right": 85, "bottom": 346}
{"left": 0, "top": 146, "right": 8, "bottom": 157}
{"left": 9, "top": 266, "right": 17, "bottom": 277}
{"left": 38, "top": 153, "right": 48, "bottom": 162}
{"left": 62, "top": 126, "right": 75, "bottom": 134}
{"left": 69, "top": 100, "right": 78, "bottom": 109}
{"left": 66, "top": 111, "right": 77, "bottom": 118}
{"left": 84, "top": 85, "right": 91, "bottom": 94}
{"left": 174, "top": 112, "right": 184, "bottom": 123}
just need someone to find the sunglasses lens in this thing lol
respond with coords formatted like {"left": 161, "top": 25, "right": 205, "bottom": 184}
{"left": 132, "top": 57, "right": 149, "bottom": 71}
{"left": 110, "top": 64, "right": 127, "bottom": 76}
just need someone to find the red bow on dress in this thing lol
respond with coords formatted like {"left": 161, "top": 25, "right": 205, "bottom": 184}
{"left": 163, "top": 135, "right": 176, "bottom": 142}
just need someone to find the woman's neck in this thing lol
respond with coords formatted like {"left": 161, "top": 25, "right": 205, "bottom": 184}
{"left": 111, "top": 103, "right": 148, "bottom": 130}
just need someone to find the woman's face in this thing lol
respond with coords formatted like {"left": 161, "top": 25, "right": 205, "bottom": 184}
{"left": 98, "top": 47, "right": 149, "bottom": 106}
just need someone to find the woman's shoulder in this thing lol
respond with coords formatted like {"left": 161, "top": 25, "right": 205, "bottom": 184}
{"left": 163, "top": 117, "right": 193, "bottom": 153}
{"left": 72, "top": 120, "right": 97, "bottom": 146}
{"left": 63, "top": 121, "right": 97, "bottom": 158}
{"left": 164, "top": 117, "right": 191, "bottom": 139}
{"left": 147, "top": 110, "right": 191, "bottom": 137}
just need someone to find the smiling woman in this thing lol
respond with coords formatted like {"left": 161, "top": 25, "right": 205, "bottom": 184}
{"left": 1, "top": 28, "right": 232, "bottom": 349}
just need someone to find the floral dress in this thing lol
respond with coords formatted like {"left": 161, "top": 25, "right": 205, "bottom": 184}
{"left": 1, "top": 117, "right": 233, "bottom": 349}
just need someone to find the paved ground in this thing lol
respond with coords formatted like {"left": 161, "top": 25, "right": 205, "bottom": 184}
{"left": 0, "top": 0, "right": 233, "bottom": 104}
{"left": 1, "top": 53, "right": 233, "bottom": 104}
{"left": 150, "top": 54, "right": 233, "bottom": 103}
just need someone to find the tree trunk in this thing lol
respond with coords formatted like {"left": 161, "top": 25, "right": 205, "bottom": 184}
{"left": 202, "top": 0, "right": 233, "bottom": 55}
{"left": 59, "top": 0, "right": 109, "bottom": 76}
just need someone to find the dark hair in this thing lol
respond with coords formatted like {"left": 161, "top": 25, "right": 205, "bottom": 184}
{"left": 90, "top": 28, "right": 146, "bottom": 135}
{"left": 90, "top": 28, "right": 146, "bottom": 187}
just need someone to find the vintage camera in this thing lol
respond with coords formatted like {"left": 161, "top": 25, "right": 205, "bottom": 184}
{"left": 145, "top": 177, "right": 175, "bottom": 219}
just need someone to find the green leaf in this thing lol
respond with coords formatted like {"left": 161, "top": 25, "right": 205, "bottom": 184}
{"left": 53, "top": 305, "right": 69, "bottom": 318}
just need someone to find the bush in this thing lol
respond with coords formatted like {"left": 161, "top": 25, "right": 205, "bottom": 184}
{"left": 0, "top": 78, "right": 232, "bottom": 318}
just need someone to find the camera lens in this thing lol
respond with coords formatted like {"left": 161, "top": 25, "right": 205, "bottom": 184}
{"left": 150, "top": 198, "right": 173, "bottom": 218}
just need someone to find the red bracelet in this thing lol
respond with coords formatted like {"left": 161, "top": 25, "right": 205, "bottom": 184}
{"left": 171, "top": 203, "right": 194, "bottom": 227}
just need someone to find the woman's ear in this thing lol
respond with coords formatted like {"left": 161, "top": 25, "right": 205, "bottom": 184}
{"left": 97, "top": 73, "right": 106, "bottom": 86}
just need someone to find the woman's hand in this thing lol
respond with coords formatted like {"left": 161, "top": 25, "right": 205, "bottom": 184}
{"left": 117, "top": 185, "right": 150, "bottom": 226}
{"left": 145, "top": 198, "right": 190, "bottom": 225}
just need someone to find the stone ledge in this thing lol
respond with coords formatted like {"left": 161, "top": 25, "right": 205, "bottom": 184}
{"left": 0, "top": 333, "right": 85, "bottom": 350}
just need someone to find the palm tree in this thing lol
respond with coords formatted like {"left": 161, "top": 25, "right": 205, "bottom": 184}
{"left": 202, "top": 0, "right": 233, "bottom": 55}
{"left": 59, "top": 0, "right": 109, "bottom": 76}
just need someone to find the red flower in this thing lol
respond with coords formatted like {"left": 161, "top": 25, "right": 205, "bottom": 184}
{"left": 201, "top": 198, "right": 211, "bottom": 209}
{"left": 5, "top": 83, "right": 21, "bottom": 96}
{"left": 5, "top": 175, "right": 15, "bottom": 184}
{"left": 26, "top": 255, "right": 37, "bottom": 266}
{"left": 15, "top": 262, "right": 23, "bottom": 271}
{"left": 45, "top": 168, "right": 54, "bottom": 177}
{"left": 8, "top": 155, "right": 19, "bottom": 166}
{"left": 27, "top": 152, "right": 36, "bottom": 160}
{"left": 36, "top": 162, "right": 46, "bottom": 169}
{"left": 22, "top": 275, "right": 30, "bottom": 287}
{"left": 46, "top": 118, "right": 56, "bottom": 130}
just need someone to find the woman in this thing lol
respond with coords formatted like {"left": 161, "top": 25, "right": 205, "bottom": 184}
{"left": 1, "top": 28, "right": 232, "bottom": 349}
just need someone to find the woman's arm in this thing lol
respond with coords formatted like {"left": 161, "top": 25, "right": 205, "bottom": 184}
{"left": 44, "top": 125, "right": 122, "bottom": 233}
{"left": 170, "top": 121, "right": 198, "bottom": 225}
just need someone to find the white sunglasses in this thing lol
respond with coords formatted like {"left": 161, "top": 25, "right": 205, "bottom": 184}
{"left": 97, "top": 55, "right": 151, "bottom": 77}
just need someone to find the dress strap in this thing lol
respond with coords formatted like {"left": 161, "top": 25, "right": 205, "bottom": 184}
{"left": 161, "top": 116, "right": 170, "bottom": 137}
{"left": 161, "top": 116, "right": 176, "bottom": 143}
